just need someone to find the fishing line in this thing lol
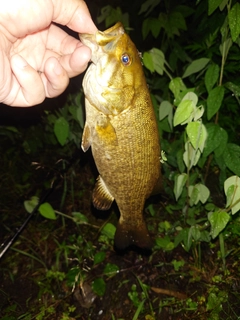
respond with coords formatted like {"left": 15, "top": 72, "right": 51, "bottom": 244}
{"left": 0, "top": 151, "right": 81, "bottom": 260}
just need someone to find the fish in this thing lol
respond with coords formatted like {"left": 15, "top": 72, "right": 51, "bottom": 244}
{"left": 80, "top": 22, "right": 161, "bottom": 250}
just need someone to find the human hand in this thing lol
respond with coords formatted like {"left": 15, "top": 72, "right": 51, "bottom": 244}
{"left": 0, "top": 0, "right": 97, "bottom": 107}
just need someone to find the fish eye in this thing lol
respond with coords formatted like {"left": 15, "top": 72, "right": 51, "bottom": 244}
{"left": 121, "top": 53, "right": 131, "bottom": 66}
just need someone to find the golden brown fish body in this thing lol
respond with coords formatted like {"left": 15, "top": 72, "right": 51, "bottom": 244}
{"left": 80, "top": 22, "right": 161, "bottom": 250}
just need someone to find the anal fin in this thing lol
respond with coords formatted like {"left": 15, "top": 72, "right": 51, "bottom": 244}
{"left": 92, "top": 176, "right": 114, "bottom": 210}
{"left": 81, "top": 124, "right": 91, "bottom": 152}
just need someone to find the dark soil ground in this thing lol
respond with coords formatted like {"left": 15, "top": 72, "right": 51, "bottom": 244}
{"left": 1, "top": 149, "right": 240, "bottom": 320}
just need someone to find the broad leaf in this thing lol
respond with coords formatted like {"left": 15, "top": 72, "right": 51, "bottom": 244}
{"left": 143, "top": 52, "right": 154, "bottom": 73}
{"left": 224, "top": 176, "right": 240, "bottom": 214}
{"left": 174, "top": 173, "right": 187, "bottom": 201}
{"left": 173, "top": 100, "right": 194, "bottom": 126}
{"left": 142, "top": 17, "right": 161, "bottom": 39}
{"left": 139, "top": 0, "right": 161, "bottom": 15}
{"left": 223, "top": 143, "right": 240, "bottom": 176}
{"left": 103, "top": 263, "right": 119, "bottom": 277}
{"left": 228, "top": 3, "right": 240, "bottom": 42}
{"left": 159, "top": 101, "right": 173, "bottom": 130}
{"left": 207, "top": 86, "right": 225, "bottom": 120}
{"left": 183, "top": 141, "right": 201, "bottom": 169}
{"left": 93, "top": 252, "right": 106, "bottom": 265}
{"left": 186, "top": 121, "right": 207, "bottom": 152}
{"left": 24, "top": 196, "right": 39, "bottom": 214}
{"left": 208, "top": 211, "right": 230, "bottom": 239}
{"left": 208, "top": 0, "right": 223, "bottom": 15}
{"left": 203, "top": 124, "right": 228, "bottom": 158}
{"left": 101, "top": 223, "right": 116, "bottom": 240}
{"left": 189, "top": 184, "right": 210, "bottom": 206}
{"left": 183, "top": 58, "right": 210, "bottom": 78}
{"left": 39, "top": 202, "right": 56, "bottom": 220}
{"left": 54, "top": 117, "right": 69, "bottom": 146}
{"left": 72, "top": 212, "right": 89, "bottom": 224}
{"left": 92, "top": 278, "right": 106, "bottom": 296}
{"left": 205, "top": 64, "right": 220, "bottom": 93}
{"left": 151, "top": 48, "right": 165, "bottom": 75}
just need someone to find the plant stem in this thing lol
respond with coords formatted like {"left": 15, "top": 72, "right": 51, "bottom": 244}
{"left": 219, "top": 233, "right": 226, "bottom": 271}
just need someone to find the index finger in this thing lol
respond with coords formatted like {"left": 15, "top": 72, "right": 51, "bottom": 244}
{"left": 52, "top": 0, "right": 97, "bottom": 34}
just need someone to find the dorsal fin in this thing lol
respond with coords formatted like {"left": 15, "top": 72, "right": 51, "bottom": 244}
{"left": 92, "top": 176, "right": 114, "bottom": 210}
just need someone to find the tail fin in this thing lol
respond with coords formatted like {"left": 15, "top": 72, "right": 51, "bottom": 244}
{"left": 114, "top": 220, "right": 153, "bottom": 250}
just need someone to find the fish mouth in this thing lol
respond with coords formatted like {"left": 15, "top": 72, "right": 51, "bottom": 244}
{"left": 80, "top": 22, "right": 125, "bottom": 64}
{"left": 80, "top": 22, "right": 125, "bottom": 92}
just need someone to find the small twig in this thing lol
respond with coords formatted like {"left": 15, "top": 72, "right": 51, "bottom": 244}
{"left": 151, "top": 286, "right": 187, "bottom": 300}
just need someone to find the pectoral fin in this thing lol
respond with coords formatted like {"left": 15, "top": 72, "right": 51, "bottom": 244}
{"left": 81, "top": 124, "right": 91, "bottom": 152}
{"left": 95, "top": 115, "right": 118, "bottom": 146}
{"left": 92, "top": 176, "right": 114, "bottom": 210}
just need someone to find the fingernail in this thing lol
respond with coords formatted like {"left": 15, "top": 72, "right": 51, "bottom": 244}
{"left": 53, "top": 60, "right": 63, "bottom": 76}
{"left": 13, "top": 55, "right": 28, "bottom": 69}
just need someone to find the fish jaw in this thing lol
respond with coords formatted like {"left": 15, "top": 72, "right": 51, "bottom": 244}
{"left": 80, "top": 22, "right": 125, "bottom": 65}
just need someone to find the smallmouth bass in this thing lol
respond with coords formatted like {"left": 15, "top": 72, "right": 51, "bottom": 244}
{"left": 80, "top": 22, "right": 161, "bottom": 250}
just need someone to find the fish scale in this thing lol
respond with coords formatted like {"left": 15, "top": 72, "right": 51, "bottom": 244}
{"left": 80, "top": 22, "right": 161, "bottom": 250}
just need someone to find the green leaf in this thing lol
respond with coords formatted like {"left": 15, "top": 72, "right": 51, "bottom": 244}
{"left": 24, "top": 196, "right": 39, "bottom": 214}
{"left": 143, "top": 52, "right": 154, "bottom": 73}
{"left": 224, "top": 176, "right": 240, "bottom": 214}
{"left": 177, "top": 149, "right": 185, "bottom": 173}
{"left": 188, "top": 185, "right": 199, "bottom": 206}
{"left": 142, "top": 17, "right": 161, "bottom": 39}
{"left": 132, "top": 300, "right": 145, "bottom": 320}
{"left": 223, "top": 143, "right": 240, "bottom": 176}
{"left": 92, "top": 278, "right": 106, "bottom": 296}
{"left": 101, "top": 223, "right": 116, "bottom": 240}
{"left": 171, "top": 259, "right": 185, "bottom": 272}
{"left": 189, "top": 225, "right": 201, "bottom": 241}
{"left": 103, "top": 263, "right": 119, "bottom": 277}
{"left": 151, "top": 48, "right": 165, "bottom": 75}
{"left": 169, "top": 77, "right": 190, "bottom": 106}
{"left": 174, "top": 173, "right": 187, "bottom": 201}
{"left": 72, "top": 212, "right": 89, "bottom": 224}
{"left": 186, "top": 121, "right": 207, "bottom": 152}
{"left": 155, "top": 236, "right": 174, "bottom": 251}
{"left": 208, "top": 211, "right": 230, "bottom": 239}
{"left": 207, "top": 292, "right": 218, "bottom": 310}
{"left": 207, "top": 86, "right": 225, "bottom": 120}
{"left": 39, "top": 202, "right": 56, "bottom": 220}
{"left": 54, "top": 117, "right": 69, "bottom": 146}
{"left": 183, "top": 58, "right": 210, "bottom": 78}
{"left": 208, "top": 0, "right": 222, "bottom": 15}
{"left": 159, "top": 101, "right": 173, "bottom": 130}
{"left": 205, "top": 64, "right": 220, "bottom": 93}
{"left": 219, "top": 38, "right": 233, "bottom": 59}
{"left": 139, "top": 0, "right": 161, "bottom": 15}
{"left": 183, "top": 141, "right": 201, "bottom": 169}
{"left": 173, "top": 100, "right": 194, "bottom": 126}
{"left": 225, "top": 81, "right": 240, "bottom": 97}
{"left": 189, "top": 184, "right": 210, "bottom": 206}
{"left": 93, "top": 252, "right": 106, "bottom": 265}
{"left": 174, "top": 228, "right": 191, "bottom": 251}
{"left": 182, "top": 91, "right": 198, "bottom": 105}
{"left": 203, "top": 124, "right": 228, "bottom": 158}
{"left": 228, "top": 3, "right": 240, "bottom": 42}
